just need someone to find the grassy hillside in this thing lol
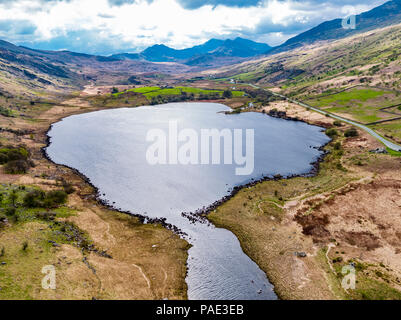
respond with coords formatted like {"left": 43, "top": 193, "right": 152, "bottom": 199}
{"left": 210, "top": 23, "right": 401, "bottom": 144}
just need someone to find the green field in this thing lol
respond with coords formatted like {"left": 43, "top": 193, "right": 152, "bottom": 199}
{"left": 372, "top": 120, "right": 401, "bottom": 145}
{"left": 113, "top": 86, "right": 245, "bottom": 99}
{"left": 306, "top": 87, "right": 401, "bottom": 123}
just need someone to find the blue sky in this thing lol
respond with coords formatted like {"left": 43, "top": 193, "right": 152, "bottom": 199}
{"left": 0, "top": 0, "right": 388, "bottom": 55}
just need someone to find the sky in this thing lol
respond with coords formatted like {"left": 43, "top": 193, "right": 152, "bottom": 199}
{"left": 0, "top": 0, "right": 388, "bottom": 55}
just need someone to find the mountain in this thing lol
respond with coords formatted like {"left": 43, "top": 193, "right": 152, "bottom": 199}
{"left": 271, "top": 0, "right": 401, "bottom": 54}
{"left": 0, "top": 39, "right": 189, "bottom": 96}
{"left": 111, "top": 37, "right": 272, "bottom": 66}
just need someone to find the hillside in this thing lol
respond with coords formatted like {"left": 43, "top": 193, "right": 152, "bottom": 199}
{"left": 212, "top": 23, "right": 401, "bottom": 92}
{"left": 0, "top": 39, "right": 190, "bottom": 98}
{"left": 208, "top": 23, "right": 401, "bottom": 144}
{"left": 271, "top": 0, "right": 401, "bottom": 54}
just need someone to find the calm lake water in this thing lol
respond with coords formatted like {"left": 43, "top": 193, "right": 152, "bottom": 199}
{"left": 46, "top": 102, "right": 330, "bottom": 300}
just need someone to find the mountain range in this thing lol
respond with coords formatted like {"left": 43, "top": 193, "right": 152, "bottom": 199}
{"left": 111, "top": 37, "right": 272, "bottom": 66}
{"left": 1, "top": 0, "right": 401, "bottom": 95}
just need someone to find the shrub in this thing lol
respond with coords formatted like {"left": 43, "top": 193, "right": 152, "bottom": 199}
{"left": 23, "top": 190, "right": 45, "bottom": 208}
{"left": 0, "top": 153, "right": 8, "bottom": 164}
{"left": 43, "top": 190, "right": 68, "bottom": 208}
{"left": 24, "top": 189, "right": 67, "bottom": 208}
{"left": 8, "top": 190, "right": 18, "bottom": 207}
{"left": 222, "top": 90, "right": 233, "bottom": 99}
{"left": 334, "top": 142, "right": 342, "bottom": 150}
{"left": 4, "top": 160, "right": 30, "bottom": 174}
{"left": 345, "top": 128, "right": 359, "bottom": 137}
{"left": 22, "top": 241, "right": 28, "bottom": 251}
{"left": 326, "top": 128, "right": 338, "bottom": 138}
{"left": 5, "top": 207, "right": 16, "bottom": 217}
{"left": 63, "top": 182, "right": 75, "bottom": 195}
{"left": 0, "top": 147, "right": 29, "bottom": 163}
{"left": 333, "top": 120, "right": 342, "bottom": 127}
{"left": 111, "top": 87, "right": 119, "bottom": 94}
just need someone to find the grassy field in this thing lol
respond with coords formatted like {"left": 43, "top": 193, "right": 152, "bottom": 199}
{"left": 0, "top": 184, "right": 80, "bottom": 299}
{"left": 112, "top": 86, "right": 245, "bottom": 100}
{"left": 305, "top": 87, "right": 401, "bottom": 124}
{"left": 0, "top": 181, "right": 189, "bottom": 300}
{"left": 372, "top": 120, "right": 401, "bottom": 144}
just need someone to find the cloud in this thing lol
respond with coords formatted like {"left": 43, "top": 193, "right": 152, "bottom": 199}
{"left": 0, "top": 0, "right": 389, "bottom": 54}
{"left": 17, "top": 28, "right": 137, "bottom": 55}
{"left": 0, "top": 19, "right": 37, "bottom": 42}
{"left": 176, "top": 0, "right": 261, "bottom": 9}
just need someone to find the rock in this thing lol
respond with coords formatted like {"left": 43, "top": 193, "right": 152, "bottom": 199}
{"left": 295, "top": 252, "right": 307, "bottom": 258}
{"left": 369, "top": 148, "right": 388, "bottom": 154}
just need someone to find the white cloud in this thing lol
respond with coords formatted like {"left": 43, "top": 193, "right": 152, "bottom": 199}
{"left": 0, "top": 0, "right": 388, "bottom": 54}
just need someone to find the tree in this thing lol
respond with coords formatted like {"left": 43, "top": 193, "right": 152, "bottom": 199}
{"left": 111, "top": 87, "right": 119, "bottom": 94}
{"left": 345, "top": 128, "right": 359, "bottom": 138}
{"left": 326, "top": 128, "right": 338, "bottom": 138}
{"left": 222, "top": 90, "right": 233, "bottom": 99}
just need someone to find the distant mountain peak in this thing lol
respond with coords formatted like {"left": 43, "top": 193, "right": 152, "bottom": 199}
{"left": 110, "top": 37, "right": 271, "bottom": 66}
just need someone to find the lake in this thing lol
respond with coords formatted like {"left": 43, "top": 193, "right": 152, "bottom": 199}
{"left": 46, "top": 102, "right": 330, "bottom": 300}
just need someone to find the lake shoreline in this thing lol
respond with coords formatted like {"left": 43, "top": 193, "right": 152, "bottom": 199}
{"left": 44, "top": 101, "right": 332, "bottom": 300}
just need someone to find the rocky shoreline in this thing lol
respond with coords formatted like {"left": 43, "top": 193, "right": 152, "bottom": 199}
{"left": 42, "top": 108, "right": 331, "bottom": 238}
{"left": 42, "top": 124, "right": 188, "bottom": 238}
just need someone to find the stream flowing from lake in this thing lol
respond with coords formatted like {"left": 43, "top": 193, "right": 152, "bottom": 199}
{"left": 46, "top": 102, "right": 330, "bottom": 300}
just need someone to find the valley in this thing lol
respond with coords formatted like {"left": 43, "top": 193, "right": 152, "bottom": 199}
{"left": 1, "top": 0, "right": 401, "bottom": 302}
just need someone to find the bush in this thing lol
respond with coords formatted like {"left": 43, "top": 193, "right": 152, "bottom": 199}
{"left": 326, "top": 128, "right": 338, "bottom": 138}
{"left": 0, "top": 147, "right": 29, "bottom": 164}
{"left": 63, "top": 182, "right": 75, "bottom": 195}
{"left": 24, "top": 189, "right": 68, "bottom": 208}
{"left": 4, "top": 160, "right": 30, "bottom": 174}
{"left": 8, "top": 189, "right": 18, "bottom": 207}
{"left": 5, "top": 207, "right": 16, "bottom": 217}
{"left": 24, "top": 189, "right": 68, "bottom": 209}
{"left": 333, "top": 120, "right": 342, "bottom": 127}
{"left": 334, "top": 142, "right": 342, "bottom": 150}
{"left": 222, "top": 90, "right": 233, "bottom": 99}
{"left": 44, "top": 190, "right": 68, "bottom": 208}
{"left": 345, "top": 128, "right": 359, "bottom": 137}
{"left": 23, "top": 190, "right": 45, "bottom": 208}
{"left": 22, "top": 241, "right": 28, "bottom": 251}
{"left": 0, "top": 153, "right": 8, "bottom": 164}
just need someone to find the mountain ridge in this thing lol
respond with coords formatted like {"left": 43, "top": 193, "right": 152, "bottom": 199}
{"left": 270, "top": 0, "right": 401, "bottom": 54}
{"left": 111, "top": 37, "right": 272, "bottom": 65}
